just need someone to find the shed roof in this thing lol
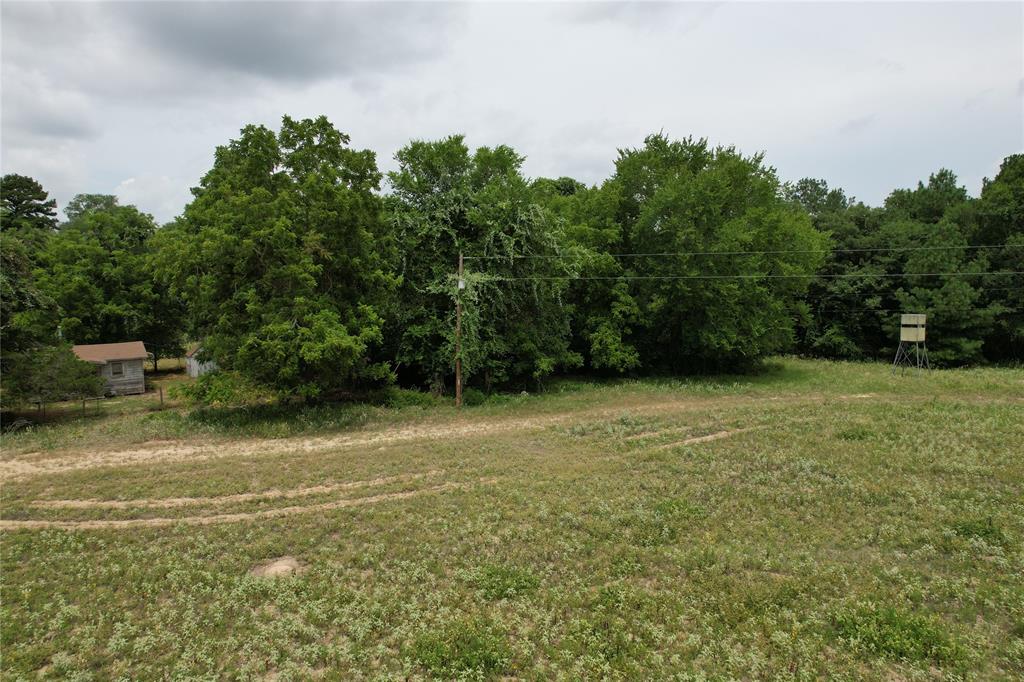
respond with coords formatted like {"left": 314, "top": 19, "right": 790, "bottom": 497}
{"left": 72, "top": 341, "right": 149, "bottom": 364}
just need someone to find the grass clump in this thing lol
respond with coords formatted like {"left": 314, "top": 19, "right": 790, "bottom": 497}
{"left": 951, "top": 517, "right": 1011, "bottom": 549}
{"left": 168, "top": 371, "right": 271, "bottom": 407}
{"left": 378, "top": 386, "right": 439, "bottom": 408}
{"left": 470, "top": 564, "right": 539, "bottom": 600}
{"left": 570, "top": 585, "right": 648, "bottom": 665}
{"left": 461, "top": 387, "right": 488, "bottom": 407}
{"left": 626, "top": 496, "right": 705, "bottom": 547}
{"left": 411, "top": 618, "right": 511, "bottom": 677}
{"left": 3, "top": 358, "right": 1022, "bottom": 678}
{"left": 837, "top": 425, "right": 873, "bottom": 441}
{"left": 833, "top": 603, "right": 961, "bottom": 663}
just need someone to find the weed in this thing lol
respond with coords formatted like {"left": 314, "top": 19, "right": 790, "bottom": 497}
{"left": 626, "top": 496, "right": 705, "bottom": 547}
{"left": 833, "top": 603, "right": 961, "bottom": 663}
{"left": 837, "top": 425, "right": 873, "bottom": 441}
{"left": 169, "top": 370, "right": 272, "bottom": 407}
{"left": 378, "top": 386, "right": 439, "bottom": 409}
{"left": 470, "top": 564, "right": 539, "bottom": 600}
{"left": 462, "top": 388, "right": 488, "bottom": 407}
{"left": 952, "top": 518, "right": 1011, "bottom": 549}
{"left": 411, "top": 618, "right": 511, "bottom": 677}
{"left": 2, "top": 358, "right": 1021, "bottom": 678}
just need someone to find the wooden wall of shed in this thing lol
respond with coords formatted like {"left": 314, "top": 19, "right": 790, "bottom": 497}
{"left": 186, "top": 356, "right": 218, "bottom": 378}
{"left": 99, "top": 359, "right": 146, "bottom": 395}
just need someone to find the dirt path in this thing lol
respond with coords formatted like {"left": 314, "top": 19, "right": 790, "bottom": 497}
{"left": 651, "top": 428, "right": 756, "bottom": 450}
{"left": 0, "top": 478, "right": 496, "bottom": 531}
{"left": 0, "top": 396, "right": 754, "bottom": 481}
{"left": 0, "top": 392, "right": 914, "bottom": 482}
{"left": 30, "top": 470, "right": 444, "bottom": 510}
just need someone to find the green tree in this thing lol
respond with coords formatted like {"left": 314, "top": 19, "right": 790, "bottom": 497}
{"left": 156, "top": 116, "right": 396, "bottom": 399}
{"left": 884, "top": 169, "right": 969, "bottom": 224}
{"left": 878, "top": 171, "right": 998, "bottom": 365}
{"left": 533, "top": 177, "right": 641, "bottom": 372}
{"left": 63, "top": 194, "right": 120, "bottom": 222}
{"left": 35, "top": 196, "right": 185, "bottom": 369}
{"left": 574, "top": 135, "right": 827, "bottom": 372}
{"left": 387, "top": 136, "right": 580, "bottom": 392}
{"left": 1, "top": 177, "right": 105, "bottom": 407}
{"left": 794, "top": 169, "right": 1007, "bottom": 365}
{"left": 0, "top": 174, "right": 58, "bottom": 253}
{"left": 787, "top": 180, "right": 891, "bottom": 359}
{"left": 1, "top": 344, "right": 104, "bottom": 406}
{"left": 0, "top": 232, "right": 54, "bottom": 354}
{"left": 883, "top": 216, "right": 996, "bottom": 365}
{"left": 976, "top": 154, "right": 1024, "bottom": 360}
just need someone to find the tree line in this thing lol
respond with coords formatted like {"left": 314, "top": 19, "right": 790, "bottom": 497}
{"left": 2, "top": 116, "right": 1021, "bottom": 405}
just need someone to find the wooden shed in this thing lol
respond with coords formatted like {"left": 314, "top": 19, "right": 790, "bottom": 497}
{"left": 185, "top": 343, "right": 218, "bottom": 378}
{"left": 72, "top": 341, "right": 148, "bottom": 396}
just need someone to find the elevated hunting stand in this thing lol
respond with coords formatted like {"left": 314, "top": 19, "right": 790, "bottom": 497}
{"left": 892, "top": 313, "right": 929, "bottom": 372}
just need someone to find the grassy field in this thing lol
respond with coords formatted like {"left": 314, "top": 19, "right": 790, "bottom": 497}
{"left": 1, "top": 358, "right": 1022, "bottom": 679}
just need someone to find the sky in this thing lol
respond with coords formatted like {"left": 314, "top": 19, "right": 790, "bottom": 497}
{"left": 2, "top": 1, "right": 1022, "bottom": 224}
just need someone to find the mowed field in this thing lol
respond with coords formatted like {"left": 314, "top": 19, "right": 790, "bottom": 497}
{"left": 1, "top": 359, "right": 1022, "bottom": 680}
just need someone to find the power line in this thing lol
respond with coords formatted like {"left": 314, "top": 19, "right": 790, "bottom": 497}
{"left": 486, "top": 271, "right": 1024, "bottom": 282}
{"left": 463, "top": 244, "right": 1023, "bottom": 261}
{"left": 799, "top": 305, "right": 1021, "bottom": 315}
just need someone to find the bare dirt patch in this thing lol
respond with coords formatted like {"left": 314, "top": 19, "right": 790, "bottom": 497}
{"left": 0, "top": 392, "right": 901, "bottom": 483}
{"left": 31, "top": 470, "right": 444, "bottom": 510}
{"left": 652, "top": 428, "right": 755, "bottom": 450}
{"left": 0, "top": 396, "right": 768, "bottom": 481}
{"left": 250, "top": 556, "right": 303, "bottom": 578}
{"left": 0, "top": 478, "right": 497, "bottom": 531}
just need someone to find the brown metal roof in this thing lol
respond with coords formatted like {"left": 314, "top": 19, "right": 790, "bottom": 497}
{"left": 72, "top": 341, "right": 149, "bottom": 364}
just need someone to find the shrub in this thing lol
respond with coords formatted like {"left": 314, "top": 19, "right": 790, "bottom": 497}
{"left": 462, "top": 387, "right": 487, "bottom": 406}
{"left": 379, "top": 386, "right": 437, "bottom": 409}
{"left": 833, "top": 603, "right": 961, "bottom": 663}
{"left": 471, "top": 564, "right": 539, "bottom": 600}
{"left": 837, "top": 425, "right": 873, "bottom": 441}
{"left": 570, "top": 585, "right": 648, "bottom": 664}
{"left": 951, "top": 517, "right": 1010, "bottom": 549}
{"left": 168, "top": 371, "right": 271, "bottom": 407}
{"left": 0, "top": 345, "right": 104, "bottom": 405}
{"left": 412, "top": 618, "right": 511, "bottom": 677}
{"left": 628, "top": 496, "right": 705, "bottom": 547}
{"left": 652, "top": 496, "right": 705, "bottom": 519}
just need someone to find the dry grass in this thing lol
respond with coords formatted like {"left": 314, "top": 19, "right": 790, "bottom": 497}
{"left": 1, "top": 358, "right": 1022, "bottom": 679}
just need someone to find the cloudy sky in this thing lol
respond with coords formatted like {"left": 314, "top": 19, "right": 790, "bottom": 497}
{"left": 2, "top": 1, "right": 1021, "bottom": 223}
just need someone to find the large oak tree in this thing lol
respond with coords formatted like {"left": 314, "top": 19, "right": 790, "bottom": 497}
{"left": 156, "top": 116, "right": 396, "bottom": 398}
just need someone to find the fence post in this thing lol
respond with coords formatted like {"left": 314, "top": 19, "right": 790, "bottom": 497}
{"left": 159, "top": 387, "right": 164, "bottom": 409}
{"left": 82, "top": 399, "right": 86, "bottom": 416}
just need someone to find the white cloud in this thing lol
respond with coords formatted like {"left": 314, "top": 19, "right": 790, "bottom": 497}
{"left": 2, "top": 1, "right": 1021, "bottom": 223}
{"left": 115, "top": 174, "right": 191, "bottom": 222}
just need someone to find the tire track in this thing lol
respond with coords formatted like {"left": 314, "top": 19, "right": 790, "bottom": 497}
{"left": 1, "top": 478, "right": 496, "bottom": 531}
{"left": 650, "top": 427, "right": 756, "bottom": 450}
{"left": 30, "top": 470, "right": 443, "bottom": 510}
{"left": 0, "top": 397, "right": 760, "bottom": 481}
{"left": 0, "top": 392, "right": 932, "bottom": 482}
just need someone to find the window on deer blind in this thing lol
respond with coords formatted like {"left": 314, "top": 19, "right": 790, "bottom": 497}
{"left": 110, "top": 361, "right": 124, "bottom": 377}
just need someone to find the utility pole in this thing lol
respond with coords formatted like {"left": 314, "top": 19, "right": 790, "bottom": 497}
{"left": 455, "top": 252, "right": 464, "bottom": 408}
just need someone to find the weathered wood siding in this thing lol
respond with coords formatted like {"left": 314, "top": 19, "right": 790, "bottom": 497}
{"left": 186, "top": 356, "right": 218, "bottom": 378}
{"left": 98, "top": 359, "right": 145, "bottom": 395}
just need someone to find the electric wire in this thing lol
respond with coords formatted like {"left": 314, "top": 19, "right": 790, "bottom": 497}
{"left": 463, "top": 244, "right": 1023, "bottom": 261}
{"left": 481, "top": 271, "right": 1023, "bottom": 282}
